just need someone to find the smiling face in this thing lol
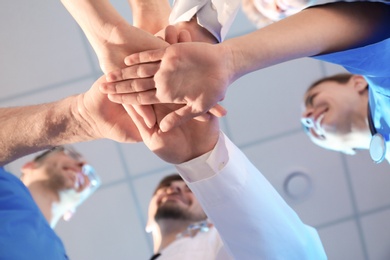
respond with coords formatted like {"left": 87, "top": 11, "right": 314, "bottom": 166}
{"left": 301, "top": 74, "right": 369, "bottom": 154}
{"left": 21, "top": 146, "right": 100, "bottom": 225}
{"left": 33, "top": 147, "right": 90, "bottom": 193}
{"left": 148, "top": 175, "right": 206, "bottom": 226}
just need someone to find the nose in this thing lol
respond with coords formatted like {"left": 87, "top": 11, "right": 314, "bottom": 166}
{"left": 166, "top": 182, "right": 184, "bottom": 194}
{"left": 301, "top": 105, "right": 316, "bottom": 128}
{"left": 65, "top": 152, "right": 85, "bottom": 172}
{"left": 73, "top": 163, "right": 90, "bottom": 192}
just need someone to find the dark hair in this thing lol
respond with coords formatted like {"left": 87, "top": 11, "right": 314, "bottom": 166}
{"left": 153, "top": 174, "right": 183, "bottom": 194}
{"left": 33, "top": 145, "right": 82, "bottom": 164}
{"left": 33, "top": 146, "right": 65, "bottom": 163}
{"left": 307, "top": 73, "right": 353, "bottom": 93}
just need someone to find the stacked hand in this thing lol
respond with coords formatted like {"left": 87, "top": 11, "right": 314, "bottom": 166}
{"left": 125, "top": 102, "right": 219, "bottom": 164}
{"left": 100, "top": 25, "right": 231, "bottom": 132}
{"left": 62, "top": 0, "right": 223, "bottom": 163}
{"left": 78, "top": 75, "right": 142, "bottom": 143}
{"left": 97, "top": 25, "right": 221, "bottom": 163}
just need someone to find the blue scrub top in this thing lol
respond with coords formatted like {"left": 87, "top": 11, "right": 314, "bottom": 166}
{"left": 315, "top": 38, "right": 390, "bottom": 144}
{"left": 0, "top": 167, "right": 68, "bottom": 259}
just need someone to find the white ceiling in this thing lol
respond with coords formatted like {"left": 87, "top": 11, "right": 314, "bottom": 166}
{"left": 2, "top": 1, "right": 390, "bottom": 259}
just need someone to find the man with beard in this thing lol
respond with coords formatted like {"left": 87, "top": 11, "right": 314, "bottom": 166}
{"left": 0, "top": 145, "right": 100, "bottom": 259}
{"left": 132, "top": 103, "right": 326, "bottom": 259}
{"left": 144, "top": 167, "right": 325, "bottom": 259}
{"left": 146, "top": 174, "right": 213, "bottom": 259}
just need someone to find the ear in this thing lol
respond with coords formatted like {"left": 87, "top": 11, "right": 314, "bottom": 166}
{"left": 145, "top": 196, "right": 158, "bottom": 233}
{"left": 20, "top": 161, "right": 37, "bottom": 181}
{"left": 351, "top": 75, "right": 368, "bottom": 93}
{"left": 21, "top": 161, "right": 39, "bottom": 172}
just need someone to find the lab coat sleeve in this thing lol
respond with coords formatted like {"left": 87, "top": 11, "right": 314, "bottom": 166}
{"left": 169, "top": 0, "right": 241, "bottom": 42}
{"left": 176, "top": 132, "right": 327, "bottom": 260}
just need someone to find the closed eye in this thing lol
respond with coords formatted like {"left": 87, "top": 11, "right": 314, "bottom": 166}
{"left": 305, "top": 93, "right": 318, "bottom": 107}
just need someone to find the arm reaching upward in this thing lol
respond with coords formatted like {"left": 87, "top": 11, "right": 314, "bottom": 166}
{"left": 61, "top": 0, "right": 171, "bottom": 127}
{"left": 101, "top": 1, "right": 390, "bottom": 132}
{"left": 61, "top": 0, "right": 168, "bottom": 74}
{"left": 0, "top": 76, "right": 141, "bottom": 166}
{"left": 127, "top": 0, "right": 171, "bottom": 34}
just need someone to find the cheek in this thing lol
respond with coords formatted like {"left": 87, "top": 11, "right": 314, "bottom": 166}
{"left": 148, "top": 196, "right": 159, "bottom": 216}
{"left": 189, "top": 199, "right": 206, "bottom": 216}
{"left": 320, "top": 119, "right": 338, "bottom": 134}
{"left": 324, "top": 109, "right": 348, "bottom": 129}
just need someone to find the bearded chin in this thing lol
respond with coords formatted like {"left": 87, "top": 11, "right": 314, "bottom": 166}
{"left": 154, "top": 204, "right": 188, "bottom": 222}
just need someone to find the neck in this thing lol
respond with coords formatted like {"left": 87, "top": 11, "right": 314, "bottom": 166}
{"left": 347, "top": 94, "right": 372, "bottom": 150}
{"left": 343, "top": 108, "right": 371, "bottom": 150}
{"left": 344, "top": 126, "right": 372, "bottom": 150}
{"left": 27, "top": 182, "right": 60, "bottom": 227}
{"left": 152, "top": 219, "right": 192, "bottom": 253}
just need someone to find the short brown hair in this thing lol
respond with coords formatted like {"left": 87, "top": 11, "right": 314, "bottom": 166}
{"left": 153, "top": 174, "right": 183, "bottom": 194}
{"left": 33, "top": 145, "right": 83, "bottom": 164}
{"left": 307, "top": 73, "right": 353, "bottom": 93}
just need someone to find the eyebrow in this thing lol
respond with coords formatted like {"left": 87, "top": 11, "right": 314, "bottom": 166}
{"left": 33, "top": 146, "right": 64, "bottom": 162}
{"left": 304, "top": 92, "right": 318, "bottom": 107}
{"left": 157, "top": 182, "right": 190, "bottom": 191}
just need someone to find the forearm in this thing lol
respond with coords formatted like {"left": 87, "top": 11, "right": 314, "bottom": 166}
{"left": 128, "top": 0, "right": 171, "bottom": 34}
{"left": 61, "top": 0, "right": 167, "bottom": 72}
{"left": 173, "top": 17, "right": 218, "bottom": 44}
{"left": 0, "top": 95, "right": 93, "bottom": 166}
{"left": 61, "top": 0, "right": 126, "bottom": 47}
{"left": 222, "top": 2, "right": 390, "bottom": 82}
{"left": 169, "top": 0, "right": 241, "bottom": 42}
{"left": 176, "top": 133, "right": 326, "bottom": 259}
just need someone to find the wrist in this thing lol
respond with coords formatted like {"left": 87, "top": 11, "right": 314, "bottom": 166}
{"left": 217, "top": 42, "right": 237, "bottom": 85}
{"left": 175, "top": 131, "right": 224, "bottom": 183}
{"left": 71, "top": 94, "right": 100, "bottom": 141}
{"left": 183, "top": 119, "right": 220, "bottom": 164}
{"left": 174, "top": 17, "right": 218, "bottom": 44}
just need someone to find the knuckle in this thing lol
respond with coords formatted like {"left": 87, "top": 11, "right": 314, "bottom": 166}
{"left": 136, "top": 93, "right": 143, "bottom": 104}
{"left": 136, "top": 66, "right": 146, "bottom": 78}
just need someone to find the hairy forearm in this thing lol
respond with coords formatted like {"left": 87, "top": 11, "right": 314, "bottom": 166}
{"left": 0, "top": 95, "right": 93, "bottom": 166}
{"left": 222, "top": 2, "right": 390, "bottom": 81}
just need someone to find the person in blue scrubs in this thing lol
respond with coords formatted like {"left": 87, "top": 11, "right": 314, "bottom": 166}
{"left": 301, "top": 36, "right": 390, "bottom": 164}
{"left": 0, "top": 146, "right": 100, "bottom": 259}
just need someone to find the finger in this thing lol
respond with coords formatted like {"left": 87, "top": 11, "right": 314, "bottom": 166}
{"left": 124, "top": 48, "right": 166, "bottom": 66}
{"left": 209, "top": 104, "right": 227, "bottom": 118}
{"left": 108, "top": 91, "right": 186, "bottom": 105}
{"left": 192, "top": 104, "right": 227, "bottom": 122}
{"left": 159, "top": 105, "right": 200, "bottom": 132}
{"left": 122, "top": 104, "right": 152, "bottom": 136}
{"left": 106, "top": 63, "right": 160, "bottom": 82}
{"left": 193, "top": 113, "right": 211, "bottom": 122}
{"left": 132, "top": 105, "right": 156, "bottom": 128}
{"left": 100, "top": 78, "right": 156, "bottom": 94}
{"left": 159, "top": 104, "right": 224, "bottom": 131}
{"left": 178, "top": 30, "right": 192, "bottom": 43}
{"left": 165, "top": 25, "right": 179, "bottom": 44}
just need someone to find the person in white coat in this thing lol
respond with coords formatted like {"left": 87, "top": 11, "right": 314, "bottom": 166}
{"left": 127, "top": 104, "right": 327, "bottom": 259}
